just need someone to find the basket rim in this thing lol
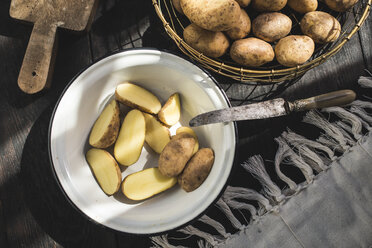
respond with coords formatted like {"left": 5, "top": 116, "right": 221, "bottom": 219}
{"left": 152, "top": 0, "right": 371, "bottom": 81}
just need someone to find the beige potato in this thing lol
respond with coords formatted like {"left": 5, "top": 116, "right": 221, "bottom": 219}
{"left": 300, "top": 11, "right": 341, "bottom": 44}
{"left": 176, "top": 126, "right": 199, "bottom": 155}
{"left": 114, "top": 109, "right": 145, "bottom": 166}
{"left": 324, "top": 0, "right": 358, "bottom": 12}
{"left": 86, "top": 148, "right": 121, "bottom": 195}
{"left": 158, "top": 132, "right": 196, "bottom": 177}
{"left": 158, "top": 93, "right": 181, "bottom": 126}
{"left": 275, "top": 35, "right": 315, "bottom": 67}
{"left": 122, "top": 167, "right": 177, "bottom": 201}
{"left": 184, "top": 24, "right": 230, "bottom": 58}
{"left": 172, "top": 0, "right": 184, "bottom": 14}
{"left": 144, "top": 113, "right": 171, "bottom": 154}
{"left": 236, "top": 0, "right": 251, "bottom": 7}
{"left": 252, "top": 12, "right": 292, "bottom": 42}
{"left": 115, "top": 82, "right": 161, "bottom": 114}
{"left": 252, "top": 0, "right": 287, "bottom": 11}
{"left": 288, "top": 0, "right": 318, "bottom": 13}
{"left": 178, "top": 148, "right": 215, "bottom": 192}
{"left": 230, "top": 38, "right": 275, "bottom": 67}
{"left": 180, "top": 0, "right": 241, "bottom": 31}
{"left": 89, "top": 100, "right": 120, "bottom": 148}
{"left": 226, "top": 9, "right": 251, "bottom": 40}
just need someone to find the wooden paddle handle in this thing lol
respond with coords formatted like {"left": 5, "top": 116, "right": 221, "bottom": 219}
{"left": 291, "top": 90, "right": 356, "bottom": 112}
{"left": 18, "top": 21, "right": 57, "bottom": 94}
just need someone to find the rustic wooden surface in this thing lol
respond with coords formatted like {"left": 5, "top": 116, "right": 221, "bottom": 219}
{"left": 10, "top": 0, "right": 98, "bottom": 94}
{"left": 0, "top": 0, "right": 371, "bottom": 247}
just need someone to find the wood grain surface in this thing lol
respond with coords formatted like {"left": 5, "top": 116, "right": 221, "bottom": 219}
{"left": 0, "top": 0, "right": 371, "bottom": 247}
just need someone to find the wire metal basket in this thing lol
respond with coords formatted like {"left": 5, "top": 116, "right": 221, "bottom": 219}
{"left": 152, "top": 0, "right": 371, "bottom": 84}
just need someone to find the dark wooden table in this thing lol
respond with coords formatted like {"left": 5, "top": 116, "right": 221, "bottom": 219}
{"left": 0, "top": 0, "right": 371, "bottom": 247}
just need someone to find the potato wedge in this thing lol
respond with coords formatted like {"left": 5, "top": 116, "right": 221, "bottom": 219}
{"left": 114, "top": 109, "right": 145, "bottom": 166}
{"left": 158, "top": 93, "right": 181, "bottom": 126}
{"left": 115, "top": 82, "right": 161, "bottom": 114}
{"left": 159, "top": 132, "right": 196, "bottom": 177}
{"left": 122, "top": 167, "right": 177, "bottom": 201}
{"left": 178, "top": 148, "right": 215, "bottom": 192}
{"left": 176, "top": 126, "right": 199, "bottom": 155}
{"left": 89, "top": 100, "right": 120, "bottom": 148}
{"left": 144, "top": 113, "right": 171, "bottom": 154}
{"left": 86, "top": 148, "right": 122, "bottom": 195}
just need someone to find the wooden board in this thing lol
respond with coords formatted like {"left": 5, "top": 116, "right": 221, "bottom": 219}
{"left": 9, "top": 0, "right": 98, "bottom": 94}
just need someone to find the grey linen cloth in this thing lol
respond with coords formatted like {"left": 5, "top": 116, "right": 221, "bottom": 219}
{"left": 219, "top": 133, "right": 372, "bottom": 248}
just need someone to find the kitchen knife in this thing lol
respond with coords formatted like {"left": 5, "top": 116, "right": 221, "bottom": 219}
{"left": 189, "top": 90, "right": 356, "bottom": 127}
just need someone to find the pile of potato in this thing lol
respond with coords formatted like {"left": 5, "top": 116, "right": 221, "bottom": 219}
{"left": 85, "top": 82, "right": 215, "bottom": 200}
{"left": 174, "top": 0, "right": 358, "bottom": 67}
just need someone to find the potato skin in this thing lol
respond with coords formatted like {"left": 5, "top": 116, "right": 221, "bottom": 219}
{"left": 226, "top": 9, "right": 251, "bottom": 40}
{"left": 159, "top": 133, "right": 196, "bottom": 177}
{"left": 230, "top": 38, "right": 275, "bottom": 67}
{"left": 324, "top": 0, "right": 359, "bottom": 12}
{"left": 89, "top": 100, "right": 120, "bottom": 148}
{"left": 178, "top": 148, "right": 215, "bottom": 192}
{"left": 252, "top": 12, "right": 292, "bottom": 42}
{"left": 236, "top": 0, "right": 251, "bottom": 7}
{"left": 275, "top": 35, "right": 315, "bottom": 67}
{"left": 287, "top": 0, "right": 318, "bottom": 13}
{"left": 180, "top": 0, "right": 241, "bottom": 31}
{"left": 172, "top": 0, "right": 184, "bottom": 14}
{"left": 300, "top": 11, "right": 341, "bottom": 44}
{"left": 252, "top": 0, "right": 287, "bottom": 12}
{"left": 184, "top": 24, "right": 230, "bottom": 58}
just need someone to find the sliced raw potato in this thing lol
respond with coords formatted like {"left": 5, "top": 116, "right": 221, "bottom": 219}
{"left": 89, "top": 100, "right": 120, "bottom": 148}
{"left": 115, "top": 82, "right": 161, "bottom": 114}
{"left": 176, "top": 126, "right": 199, "bottom": 155}
{"left": 159, "top": 132, "right": 196, "bottom": 177}
{"left": 122, "top": 167, "right": 177, "bottom": 201}
{"left": 114, "top": 109, "right": 145, "bottom": 166}
{"left": 158, "top": 93, "right": 181, "bottom": 126}
{"left": 144, "top": 113, "right": 171, "bottom": 154}
{"left": 86, "top": 148, "right": 122, "bottom": 195}
{"left": 178, "top": 148, "right": 215, "bottom": 192}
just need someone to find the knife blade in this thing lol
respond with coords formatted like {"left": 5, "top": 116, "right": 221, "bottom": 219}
{"left": 189, "top": 90, "right": 356, "bottom": 127}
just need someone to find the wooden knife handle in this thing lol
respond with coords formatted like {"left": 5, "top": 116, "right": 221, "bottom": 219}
{"left": 290, "top": 90, "right": 356, "bottom": 112}
{"left": 18, "top": 21, "right": 57, "bottom": 94}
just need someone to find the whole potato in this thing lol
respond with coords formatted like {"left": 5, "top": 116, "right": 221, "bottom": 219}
{"left": 300, "top": 11, "right": 341, "bottom": 44}
{"left": 287, "top": 0, "right": 318, "bottom": 13}
{"left": 230, "top": 38, "right": 275, "bottom": 67}
{"left": 180, "top": 0, "right": 241, "bottom": 31}
{"left": 226, "top": 9, "right": 251, "bottom": 40}
{"left": 275, "top": 35, "right": 315, "bottom": 67}
{"left": 158, "top": 132, "right": 196, "bottom": 177}
{"left": 252, "top": 0, "right": 287, "bottom": 12}
{"left": 178, "top": 148, "right": 215, "bottom": 192}
{"left": 183, "top": 23, "right": 230, "bottom": 58}
{"left": 252, "top": 12, "right": 292, "bottom": 43}
{"left": 172, "top": 0, "right": 184, "bottom": 15}
{"left": 324, "top": 0, "right": 358, "bottom": 12}
{"left": 236, "top": 0, "right": 251, "bottom": 7}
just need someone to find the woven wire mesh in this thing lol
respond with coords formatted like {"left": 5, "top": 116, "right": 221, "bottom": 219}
{"left": 86, "top": 0, "right": 370, "bottom": 106}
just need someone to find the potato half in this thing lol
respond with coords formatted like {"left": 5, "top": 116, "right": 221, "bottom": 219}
{"left": 144, "top": 113, "right": 171, "bottom": 154}
{"left": 114, "top": 109, "right": 145, "bottom": 166}
{"left": 89, "top": 100, "right": 120, "bottom": 148}
{"left": 178, "top": 148, "right": 215, "bottom": 192}
{"left": 115, "top": 82, "right": 161, "bottom": 114}
{"left": 158, "top": 93, "right": 181, "bottom": 126}
{"left": 159, "top": 132, "right": 196, "bottom": 177}
{"left": 86, "top": 148, "right": 122, "bottom": 195}
{"left": 122, "top": 167, "right": 177, "bottom": 201}
{"left": 176, "top": 126, "right": 199, "bottom": 155}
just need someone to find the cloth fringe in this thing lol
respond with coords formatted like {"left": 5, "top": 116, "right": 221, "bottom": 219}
{"left": 151, "top": 76, "right": 372, "bottom": 248}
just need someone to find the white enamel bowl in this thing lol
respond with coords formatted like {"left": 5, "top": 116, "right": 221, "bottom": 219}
{"left": 49, "top": 48, "right": 237, "bottom": 235}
